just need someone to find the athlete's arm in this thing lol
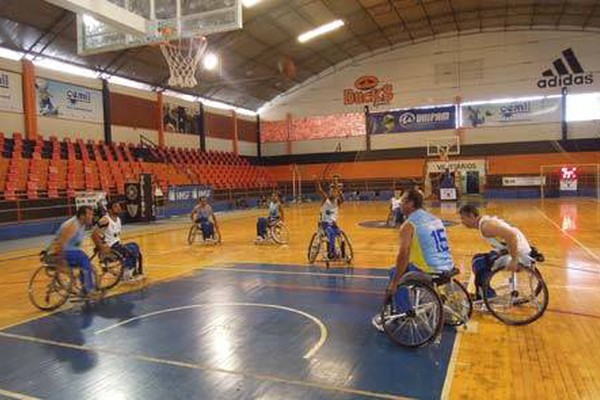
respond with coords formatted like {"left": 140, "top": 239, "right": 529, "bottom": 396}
{"left": 389, "top": 222, "right": 414, "bottom": 292}
{"left": 481, "top": 220, "right": 520, "bottom": 270}
{"left": 316, "top": 180, "right": 327, "bottom": 201}
{"left": 209, "top": 206, "right": 219, "bottom": 228}
{"left": 278, "top": 203, "right": 285, "bottom": 222}
{"left": 91, "top": 216, "right": 110, "bottom": 253}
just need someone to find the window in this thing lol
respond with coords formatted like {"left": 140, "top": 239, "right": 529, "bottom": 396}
{"left": 566, "top": 92, "right": 600, "bottom": 122}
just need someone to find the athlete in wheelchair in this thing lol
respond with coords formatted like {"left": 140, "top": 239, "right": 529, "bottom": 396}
{"left": 372, "top": 189, "right": 472, "bottom": 347}
{"left": 307, "top": 179, "right": 353, "bottom": 267}
{"left": 29, "top": 206, "right": 106, "bottom": 310}
{"left": 188, "top": 196, "right": 221, "bottom": 244}
{"left": 458, "top": 204, "right": 548, "bottom": 325}
{"left": 387, "top": 189, "right": 404, "bottom": 227}
{"left": 92, "top": 201, "right": 143, "bottom": 284}
{"left": 255, "top": 192, "right": 289, "bottom": 244}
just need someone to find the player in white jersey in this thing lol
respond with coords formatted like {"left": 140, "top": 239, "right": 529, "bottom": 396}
{"left": 191, "top": 196, "right": 220, "bottom": 242}
{"left": 458, "top": 204, "right": 532, "bottom": 299}
{"left": 93, "top": 201, "right": 143, "bottom": 281}
{"left": 389, "top": 190, "right": 404, "bottom": 226}
{"left": 256, "top": 192, "right": 284, "bottom": 242}
{"left": 317, "top": 178, "right": 343, "bottom": 259}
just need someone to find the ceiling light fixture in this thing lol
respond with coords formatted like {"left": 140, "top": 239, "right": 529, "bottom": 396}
{"left": 242, "top": 0, "right": 261, "bottom": 7}
{"left": 203, "top": 53, "right": 219, "bottom": 71}
{"left": 298, "top": 19, "right": 344, "bottom": 43}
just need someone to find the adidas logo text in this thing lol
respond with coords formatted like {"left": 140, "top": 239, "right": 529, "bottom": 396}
{"left": 537, "top": 48, "right": 594, "bottom": 89}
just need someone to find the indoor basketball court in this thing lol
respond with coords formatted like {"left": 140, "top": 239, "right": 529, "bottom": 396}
{"left": 0, "top": 0, "right": 599, "bottom": 399}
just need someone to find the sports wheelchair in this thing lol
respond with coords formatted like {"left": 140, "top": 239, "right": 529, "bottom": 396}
{"left": 307, "top": 219, "right": 353, "bottom": 268}
{"left": 256, "top": 219, "right": 290, "bottom": 245}
{"left": 188, "top": 222, "right": 221, "bottom": 245}
{"left": 28, "top": 249, "right": 124, "bottom": 311}
{"left": 479, "top": 247, "right": 548, "bottom": 326}
{"left": 379, "top": 267, "right": 472, "bottom": 348}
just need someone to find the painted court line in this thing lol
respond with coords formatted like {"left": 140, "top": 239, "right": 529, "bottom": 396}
{"left": 94, "top": 302, "right": 328, "bottom": 359}
{"left": 0, "top": 331, "right": 409, "bottom": 400}
{"left": 0, "top": 388, "right": 41, "bottom": 400}
{"left": 535, "top": 208, "right": 600, "bottom": 262}
{"left": 200, "top": 265, "right": 389, "bottom": 280}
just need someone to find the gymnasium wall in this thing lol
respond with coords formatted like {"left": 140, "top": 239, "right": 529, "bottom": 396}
{"left": 259, "top": 30, "right": 600, "bottom": 157}
{"left": 0, "top": 57, "right": 258, "bottom": 153}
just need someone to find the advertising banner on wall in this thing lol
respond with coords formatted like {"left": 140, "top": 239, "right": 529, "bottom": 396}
{"left": 163, "top": 102, "right": 201, "bottom": 134}
{"left": 0, "top": 69, "right": 23, "bottom": 113}
{"left": 35, "top": 78, "right": 103, "bottom": 122}
{"left": 461, "top": 97, "right": 560, "bottom": 128}
{"left": 167, "top": 185, "right": 213, "bottom": 202}
{"left": 369, "top": 106, "right": 456, "bottom": 134}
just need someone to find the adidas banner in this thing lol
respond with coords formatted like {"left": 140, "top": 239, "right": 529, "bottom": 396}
{"left": 368, "top": 106, "right": 456, "bottom": 134}
{"left": 460, "top": 98, "right": 560, "bottom": 128}
{"left": 537, "top": 48, "right": 594, "bottom": 90}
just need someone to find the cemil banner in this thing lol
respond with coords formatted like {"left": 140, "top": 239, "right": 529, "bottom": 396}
{"left": 35, "top": 78, "right": 103, "bottom": 122}
{"left": 461, "top": 98, "right": 560, "bottom": 128}
{"left": 0, "top": 69, "right": 23, "bottom": 113}
{"left": 369, "top": 106, "right": 456, "bottom": 134}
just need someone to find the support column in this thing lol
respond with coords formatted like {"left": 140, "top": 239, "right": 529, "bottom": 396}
{"left": 22, "top": 59, "right": 38, "bottom": 139}
{"left": 157, "top": 91, "right": 165, "bottom": 148}
{"left": 199, "top": 102, "right": 206, "bottom": 151}
{"left": 231, "top": 109, "right": 239, "bottom": 155}
{"left": 101, "top": 79, "right": 112, "bottom": 143}
{"left": 256, "top": 114, "right": 261, "bottom": 159}
{"left": 286, "top": 112, "right": 292, "bottom": 155}
{"left": 364, "top": 106, "right": 370, "bottom": 152}
{"left": 454, "top": 95, "right": 463, "bottom": 143}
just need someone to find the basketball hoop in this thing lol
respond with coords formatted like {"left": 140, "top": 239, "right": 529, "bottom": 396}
{"left": 160, "top": 34, "right": 208, "bottom": 88}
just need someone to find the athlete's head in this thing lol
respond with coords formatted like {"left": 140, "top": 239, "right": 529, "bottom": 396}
{"left": 401, "top": 189, "right": 423, "bottom": 216}
{"left": 107, "top": 201, "right": 122, "bottom": 216}
{"left": 199, "top": 196, "right": 208, "bottom": 206}
{"left": 458, "top": 204, "right": 480, "bottom": 229}
{"left": 76, "top": 206, "right": 94, "bottom": 227}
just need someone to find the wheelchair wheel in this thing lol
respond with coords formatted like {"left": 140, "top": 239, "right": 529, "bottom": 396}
{"left": 381, "top": 280, "right": 443, "bottom": 348}
{"left": 270, "top": 222, "right": 289, "bottom": 245}
{"left": 307, "top": 233, "right": 321, "bottom": 263}
{"left": 483, "top": 266, "right": 549, "bottom": 326}
{"left": 28, "top": 265, "right": 72, "bottom": 311}
{"left": 95, "top": 251, "right": 124, "bottom": 291}
{"left": 339, "top": 231, "right": 354, "bottom": 263}
{"left": 211, "top": 228, "right": 222, "bottom": 245}
{"left": 439, "top": 279, "right": 472, "bottom": 327}
{"left": 188, "top": 225, "right": 198, "bottom": 245}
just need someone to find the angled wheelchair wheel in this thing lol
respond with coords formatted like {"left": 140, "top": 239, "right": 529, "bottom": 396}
{"left": 95, "top": 251, "right": 124, "bottom": 291}
{"left": 307, "top": 233, "right": 321, "bottom": 263}
{"left": 483, "top": 266, "right": 549, "bottom": 326}
{"left": 380, "top": 279, "right": 443, "bottom": 348}
{"left": 209, "top": 228, "right": 222, "bottom": 245}
{"left": 28, "top": 265, "right": 72, "bottom": 311}
{"left": 270, "top": 222, "right": 290, "bottom": 245}
{"left": 439, "top": 279, "right": 473, "bottom": 327}
{"left": 339, "top": 231, "right": 354, "bottom": 263}
{"left": 188, "top": 225, "right": 198, "bottom": 245}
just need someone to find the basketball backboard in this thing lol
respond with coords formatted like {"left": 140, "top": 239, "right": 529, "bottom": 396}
{"left": 45, "top": 0, "right": 243, "bottom": 55}
{"left": 426, "top": 136, "right": 460, "bottom": 158}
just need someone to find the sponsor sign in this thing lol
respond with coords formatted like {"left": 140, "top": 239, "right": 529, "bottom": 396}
{"left": 168, "top": 185, "right": 213, "bottom": 202}
{"left": 440, "top": 188, "right": 457, "bottom": 201}
{"left": 369, "top": 106, "right": 456, "bottom": 134}
{"left": 35, "top": 78, "right": 103, "bottom": 122}
{"left": 344, "top": 75, "right": 393, "bottom": 107}
{"left": 502, "top": 176, "right": 546, "bottom": 187}
{"left": 0, "top": 69, "right": 23, "bottom": 112}
{"left": 428, "top": 159, "right": 486, "bottom": 173}
{"left": 537, "top": 48, "right": 594, "bottom": 89}
{"left": 461, "top": 98, "right": 560, "bottom": 128}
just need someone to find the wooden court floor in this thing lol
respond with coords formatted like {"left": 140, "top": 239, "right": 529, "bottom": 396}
{"left": 0, "top": 198, "right": 599, "bottom": 399}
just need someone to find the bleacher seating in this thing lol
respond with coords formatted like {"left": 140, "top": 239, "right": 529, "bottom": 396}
{"left": 0, "top": 132, "right": 273, "bottom": 200}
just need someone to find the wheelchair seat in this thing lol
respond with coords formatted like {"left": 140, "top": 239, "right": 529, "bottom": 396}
{"left": 430, "top": 267, "right": 460, "bottom": 285}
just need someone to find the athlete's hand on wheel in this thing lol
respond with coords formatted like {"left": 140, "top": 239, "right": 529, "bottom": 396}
{"left": 506, "top": 258, "right": 520, "bottom": 272}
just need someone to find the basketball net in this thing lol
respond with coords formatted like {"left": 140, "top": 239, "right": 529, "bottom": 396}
{"left": 160, "top": 36, "right": 208, "bottom": 88}
{"left": 438, "top": 146, "right": 450, "bottom": 169}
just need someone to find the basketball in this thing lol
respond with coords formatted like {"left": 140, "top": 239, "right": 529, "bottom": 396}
{"left": 278, "top": 55, "right": 297, "bottom": 79}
